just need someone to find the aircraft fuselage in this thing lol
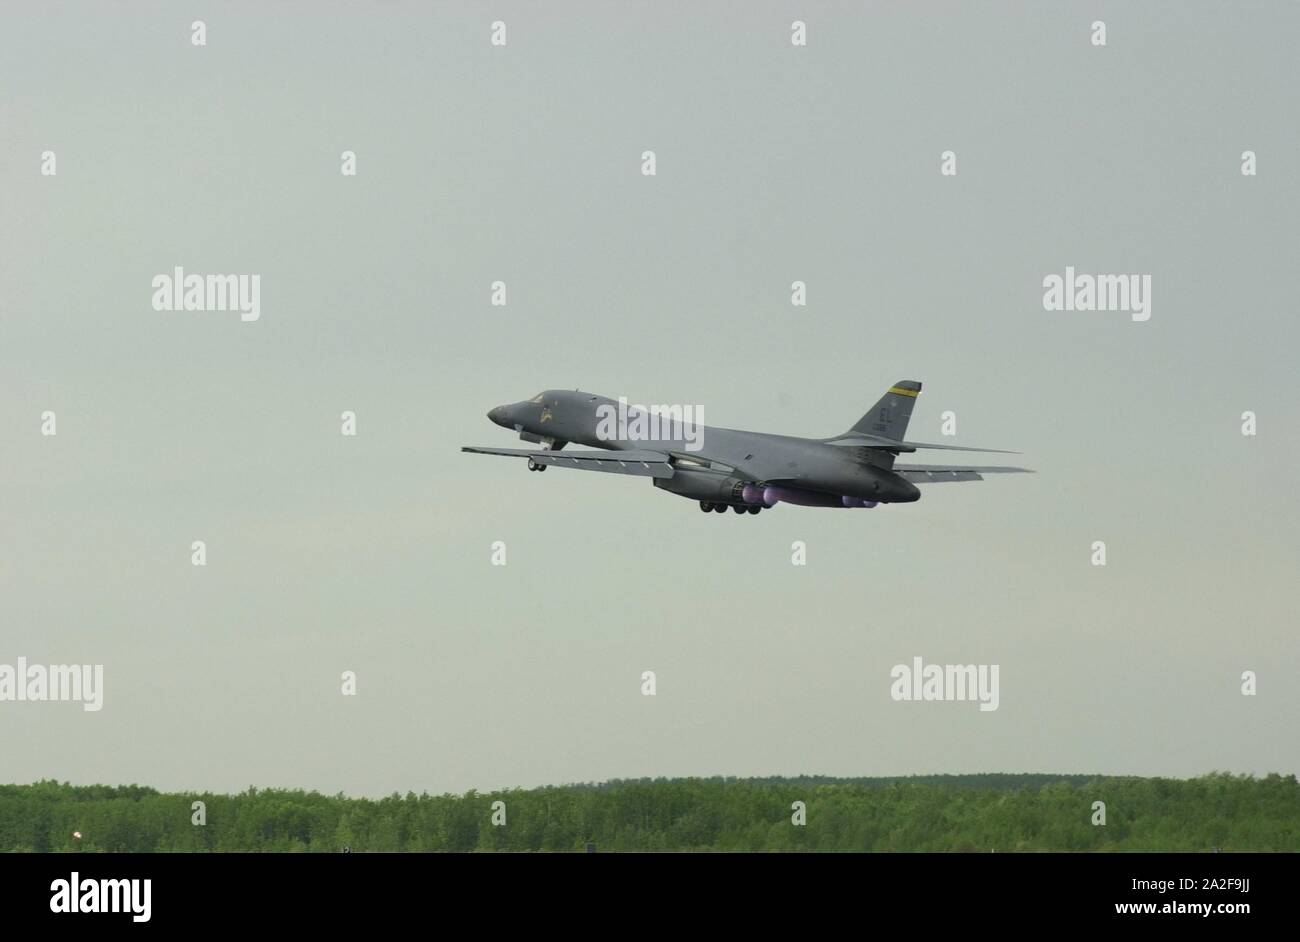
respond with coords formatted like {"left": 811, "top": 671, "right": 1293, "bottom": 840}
{"left": 487, "top": 389, "right": 921, "bottom": 505}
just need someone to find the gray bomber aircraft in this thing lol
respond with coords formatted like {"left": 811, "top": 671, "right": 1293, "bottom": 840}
{"left": 462, "top": 382, "right": 1032, "bottom": 514}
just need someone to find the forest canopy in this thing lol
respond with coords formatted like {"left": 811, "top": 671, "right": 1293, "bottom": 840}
{"left": 1, "top": 772, "right": 1295, "bottom": 853}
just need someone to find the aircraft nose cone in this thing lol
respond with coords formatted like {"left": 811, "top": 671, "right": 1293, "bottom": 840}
{"left": 488, "top": 406, "right": 508, "bottom": 426}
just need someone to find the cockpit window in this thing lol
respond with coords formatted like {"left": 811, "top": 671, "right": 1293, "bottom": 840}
{"left": 528, "top": 393, "right": 545, "bottom": 404}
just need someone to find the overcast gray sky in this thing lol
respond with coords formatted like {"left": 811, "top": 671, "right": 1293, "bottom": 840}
{"left": 2, "top": 2, "right": 1297, "bottom": 797}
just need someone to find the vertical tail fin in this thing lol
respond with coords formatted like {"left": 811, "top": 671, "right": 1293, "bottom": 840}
{"left": 848, "top": 381, "right": 922, "bottom": 440}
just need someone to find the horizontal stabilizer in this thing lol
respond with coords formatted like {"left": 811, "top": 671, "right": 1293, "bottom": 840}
{"left": 827, "top": 435, "right": 1020, "bottom": 455}
{"left": 899, "top": 440, "right": 1021, "bottom": 454}
{"left": 894, "top": 464, "right": 1035, "bottom": 483}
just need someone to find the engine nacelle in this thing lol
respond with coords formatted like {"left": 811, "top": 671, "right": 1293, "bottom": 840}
{"left": 841, "top": 496, "right": 878, "bottom": 508}
{"left": 762, "top": 485, "right": 844, "bottom": 508}
{"left": 654, "top": 468, "right": 746, "bottom": 503}
{"left": 756, "top": 486, "right": 882, "bottom": 508}
{"left": 814, "top": 464, "right": 921, "bottom": 503}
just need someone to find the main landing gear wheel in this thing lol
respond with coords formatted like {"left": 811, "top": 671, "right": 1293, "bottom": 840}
{"left": 700, "top": 501, "right": 761, "bottom": 515}
{"left": 527, "top": 458, "right": 547, "bottom": 472}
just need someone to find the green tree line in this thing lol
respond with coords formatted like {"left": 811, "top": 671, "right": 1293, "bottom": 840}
{"left": 1, "top": 772, "right": 1295, "bottom": 852}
